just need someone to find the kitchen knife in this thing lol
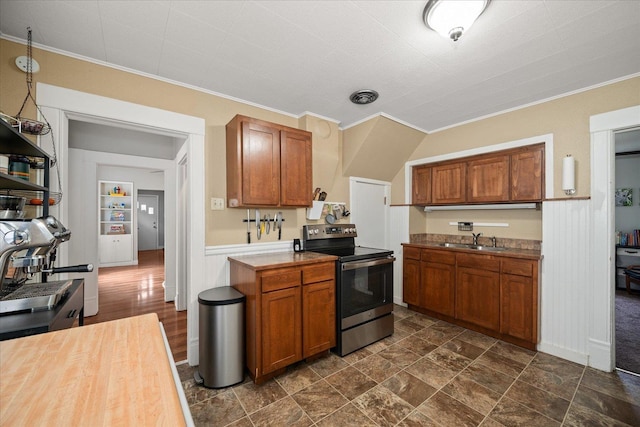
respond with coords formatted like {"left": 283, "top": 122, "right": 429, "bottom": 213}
{"left": 319, "top": 191, "right": 327, "bottom": 201}
{"left": 313, "top": 187, "right": 321, "bottom": 201}
{"left": 265, "top": 214, "right": 270, "bottom": 234}
{"left": 277, "top": 211, "right": 282, "bottom": 240}
{"left": 246, "top": 209, "right": 251, "bottom": 244}
{"left": 256, "top": 209, "right": 261, "bottom": 240}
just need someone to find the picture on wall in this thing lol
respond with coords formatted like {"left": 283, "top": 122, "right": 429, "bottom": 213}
{"left": 615, "top": 188, "right": 633, "bottom": 206}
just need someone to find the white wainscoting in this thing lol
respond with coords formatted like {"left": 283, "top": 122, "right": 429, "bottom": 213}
{"left": 390, "top": 206, "right": 410, "bottom": 306}
{"left": 539, "top": 199, "right": 591, "bottom": 365}
{"left": 188, "top": 241, "right": 292, "bottom": 365}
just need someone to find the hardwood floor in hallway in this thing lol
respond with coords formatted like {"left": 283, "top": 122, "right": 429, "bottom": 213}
{"left": 84, "top": 249, "right": 187, "bottom": 362}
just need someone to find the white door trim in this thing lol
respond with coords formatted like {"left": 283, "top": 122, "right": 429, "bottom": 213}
{"left": 589, "top": 105, "right": 640, "bottom": 371}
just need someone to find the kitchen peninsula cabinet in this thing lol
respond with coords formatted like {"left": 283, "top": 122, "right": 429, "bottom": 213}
{"left": 226, "top": 115, "right": 312, "bottom": 208}
{"left": 228, "top": 252, "right": 336, "bottom": 384}
{"left": 402, "top": 243, "right": 540, "bottom": 350}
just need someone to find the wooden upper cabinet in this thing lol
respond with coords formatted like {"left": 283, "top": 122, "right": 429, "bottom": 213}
{"left": 467, "top": 155, "right": 510, "bottom": 203}
{"left": 412, "top": 165, "right": 432, "bottom": 205}
{"left": 280, "top": 130, "right": 313, "bottom": 207}
{"left": 511, "top": 144, "right": 544, "bottom": 201}
{"left": 431, "top": 162, "right": 465, "bottom": 204}
{"left": 226, "top": 115, "right": 312, "bottom": 208}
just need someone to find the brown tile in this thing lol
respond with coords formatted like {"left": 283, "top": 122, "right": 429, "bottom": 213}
{"left": 182, "top": 378, "right": 224, "bottom": 405}
{"left": 342, "top": 346, "right": 373, "bottom": 364}
{"left": 417, "top": 391, "right": 485, "bottom": 427}
{"left": 580, "top": 367, "right": 640, "bottom": 406}
{"left": 226, "top": 417, "right": 253, "bottom": 427}
{"left": 504, "top": 380, "right": 570, "bottom": 422}
{"left": 518, "top": 364, "right": 580, "bottom": 401}
{"left": 396, "top": 336, "right": 438, "bottom": 356}
{"left": 176, "top": 361, "right": 195, "bottom": 382}
{"left": 190, "top": 389, "right": 246, "bottom": 426}
{"left": 364, "top": 338, "right": 391, "bottom": 354}
{"left": 326, "top": 366, "right": 377, "bottom": 400}
{"left": 308, "top": 352, "right": 349, "bottom": 378}
{"left": 442, "top": 338, "right": 486, "bottom": 360}
{"left": 315, "top": 403, "right": 377, "bottom": 427}
{"left": 563, "top": 401, "right": 632, "bottom": 427}
{"left": 382, "top": 371, "right": 437, "bottom": 407}
{"left": 378, "top": 344, "right": 422, "bottom": 368}
{"left": 405, "top": 357, "right": 459, "bottom": 389}
{"left": 459, "top": 363, "right": 515, "bottom": 395}
{"left": 573, "top": 383, "right": 640, "bottom": 426}
{"left": 397, "top": 410, "right": 440, "bottom": 426}
{"left": 395, "top": 317, "right": 426, "bottom": 333}
{"left": 407, "top": 313, "right": 438, "bottom": 328}
{"left": 248, "top": 396, "right": 313, "bottom": 427}
{"left": 489, "top": 397, "right": 560, "bottom": 427}
{"left": 479, "top": 418, "right": 506, "bottom": 427}
{"left": 233, "top": 379, "right": 287, "bottom": 414}
{"left": 442, "top": 375, "right": 502, "bottom": 415}
{"left": 292, "top": 379, "right": 349, "bottom": 422}
{"left": 353, "top": 353, "right": 402, "bottom": 383}
{"left": 393, "top": 304, "right": 414, "bottom": 319}
{"left": 354, "top": 385, "right": 415, "bottom": 426}
{"left": 457, "top": 329, "right": 498, "bottom": 350}
{"left": 488, "top": 341, "right": 536, "bottom": 365}
{"left": 414, "top": 321, "right": 464, "bottom": 345}
{"left": 426, "top": 346, "right": 473, "bottom": 371}
{"left": 382, "top": 326, "right": 411, "bottom": 345}
{"left": 475, "top": 350, "right": 527, "bottom": 378}
{"left": 529, "top": 352, "right": 584, "bottom": 379}
{"left": 275, "top": 364, "right": 321, "bottom": 394}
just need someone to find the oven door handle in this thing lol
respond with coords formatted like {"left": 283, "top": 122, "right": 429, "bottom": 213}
{"left": 341, "top": 256, "right": 395, "bottom": 271}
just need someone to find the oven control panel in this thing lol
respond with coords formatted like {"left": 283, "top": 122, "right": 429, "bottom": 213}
{"left": 303, "top": 224, "right": 357, "bottom": 240}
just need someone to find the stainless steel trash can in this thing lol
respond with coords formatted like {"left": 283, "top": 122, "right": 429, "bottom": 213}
{"left": 194, "top": 287, "right": 245, "bottom": 388}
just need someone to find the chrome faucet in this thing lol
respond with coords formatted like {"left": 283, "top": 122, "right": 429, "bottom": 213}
{"left": 490, "top": 236, "right": 497, "bottom": 247}
{"left": 472, "top": 232, "right": 482, "bottom": 245}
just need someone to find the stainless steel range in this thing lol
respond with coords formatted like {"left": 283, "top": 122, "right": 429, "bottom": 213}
{"left": 303, "top": 223, "right": 395, "bottom": 356}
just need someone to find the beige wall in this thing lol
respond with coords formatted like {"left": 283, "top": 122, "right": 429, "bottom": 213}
{"left": 0, "top": 39, "right": 346, "bottom": 245}
{"left": 392, "top": 77, "right": 640, "bottom": 237}
{"left": 2, "top": 39, "right": 638, "bottom": 244}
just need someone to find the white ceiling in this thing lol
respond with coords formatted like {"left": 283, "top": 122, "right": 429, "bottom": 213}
{"left": 1, "top": 0, "right": 639, "bottom": 132}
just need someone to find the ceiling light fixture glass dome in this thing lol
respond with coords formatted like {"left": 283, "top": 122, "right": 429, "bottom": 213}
{"left": 423, "top": 0, "right": 490, "bottom": 42}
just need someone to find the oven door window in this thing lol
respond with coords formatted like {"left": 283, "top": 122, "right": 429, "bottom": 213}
{"left": 341, "top": 257, "right": 393, "bottom": 319}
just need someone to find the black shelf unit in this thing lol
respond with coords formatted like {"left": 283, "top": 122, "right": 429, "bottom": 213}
{"left": 0, "top": 119, "right": 50, "bottom": 217}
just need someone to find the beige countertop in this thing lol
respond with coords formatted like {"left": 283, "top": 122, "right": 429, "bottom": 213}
{"left": 228, "top": 251, "right": 337, "bottom": 270}
{"left": 403, "top": 242, "right": 542, "bottom": 260}
{"left": 0, "top": 313, "right": 188, "bottom": 426}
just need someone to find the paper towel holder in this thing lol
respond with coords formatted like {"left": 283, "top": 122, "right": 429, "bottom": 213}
{"left": 562, "top": 154, "right": 576, "bottom": 196}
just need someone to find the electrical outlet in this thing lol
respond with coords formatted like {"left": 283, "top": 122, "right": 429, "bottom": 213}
{"left": 211, "top": 198, "right": 225, "bottom": 210}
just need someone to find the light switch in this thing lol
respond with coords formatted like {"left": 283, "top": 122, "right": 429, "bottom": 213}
{"left": 211, "top": 198, "right": 225, "bottom": 210}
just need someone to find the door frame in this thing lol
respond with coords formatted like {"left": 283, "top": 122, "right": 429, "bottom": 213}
{"left": 589, "top": 105, "right": 640, "bottom": 371}
{"left": 36, "top": 83, "right": 205, "bottom": 363}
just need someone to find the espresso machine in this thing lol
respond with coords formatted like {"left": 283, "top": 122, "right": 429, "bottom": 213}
{"left": 0, "top": 216, "right": 92, "bottom": 314}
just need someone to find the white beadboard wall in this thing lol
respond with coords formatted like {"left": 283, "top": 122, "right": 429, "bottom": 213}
{"left": 188, "top": 240, "right": 292, "bottom": 365}
{"left": 539, "top": 199, "right": 591, "bottom": 364}
{"left": 390, "top": 206, "right": 410, "bottom": 306}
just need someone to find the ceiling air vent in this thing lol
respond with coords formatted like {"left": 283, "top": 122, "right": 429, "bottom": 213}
{"left": 349, "top": 89, "right": 379, "bottom": 105}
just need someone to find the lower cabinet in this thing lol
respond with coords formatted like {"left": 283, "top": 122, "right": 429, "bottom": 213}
{"left": 230, "top": 258, "right": 336, "bottom": 384}
{"left": 402, "top": 244, "right": 539, "bottom": 350}
{"left": 98, "top": 234, "right": 133, "bottom": 266}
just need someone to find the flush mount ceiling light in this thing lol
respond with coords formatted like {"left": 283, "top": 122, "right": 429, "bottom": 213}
{"left": 349, "top": 89, "right": 379, "bottom": 105}
{"left": 423, "top": 0, "right": 490, "bottom": 42}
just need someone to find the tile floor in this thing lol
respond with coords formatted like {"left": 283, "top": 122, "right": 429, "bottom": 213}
{"left": 177, "top": 305, "right": 640, "bottom": 426}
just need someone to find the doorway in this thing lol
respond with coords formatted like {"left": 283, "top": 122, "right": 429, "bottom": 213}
{"left": 349, "top": 177, "right": 391, "bottom": 249}
{"left": 614, "top": 128, "right": 640, "bottom": 374}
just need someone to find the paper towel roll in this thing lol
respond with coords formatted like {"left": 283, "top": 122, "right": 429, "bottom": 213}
{"left": 562, "top": 155, "right": 575, "bottom": 193}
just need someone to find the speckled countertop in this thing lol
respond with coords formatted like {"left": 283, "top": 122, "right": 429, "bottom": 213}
{"left": 403, "top": 242, "right": 542, "bottom": 260}
{"left": 228, "top": 251, "right": 337, "bottom": 270}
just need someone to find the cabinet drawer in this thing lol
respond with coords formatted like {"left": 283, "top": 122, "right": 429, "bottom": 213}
{"left": 502, "top": 259, "right": 534, "bottom": 277}
{"left": 261, "top": 268, "right": 301, "bottom": 292}
{"left": 457, "top": 253, "right": 500, "bottom": 272}
{"left": 617, "top": 247, "right": 640, "bottom": 258}
{"left": 302, "top": 263, "right": 334, "bottom": 285}
{"left": 404, "top": 246, "right": 421, "bottom": 261}
{"left": 421, "top": 249, "right": 456, "bottom": 265}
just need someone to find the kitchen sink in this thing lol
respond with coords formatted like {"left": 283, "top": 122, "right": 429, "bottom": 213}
{"left": 438, "top": 242, "right": 507, "bottom": 252}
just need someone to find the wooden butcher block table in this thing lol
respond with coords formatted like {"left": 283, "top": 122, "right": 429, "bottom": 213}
{"left": 0, "top": 313, "right": 190, "bottom": 426}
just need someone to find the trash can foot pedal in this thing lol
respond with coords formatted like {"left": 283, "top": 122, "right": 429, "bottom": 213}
{"left": 194, "top": 370, "right": 204, "bottom": 385}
